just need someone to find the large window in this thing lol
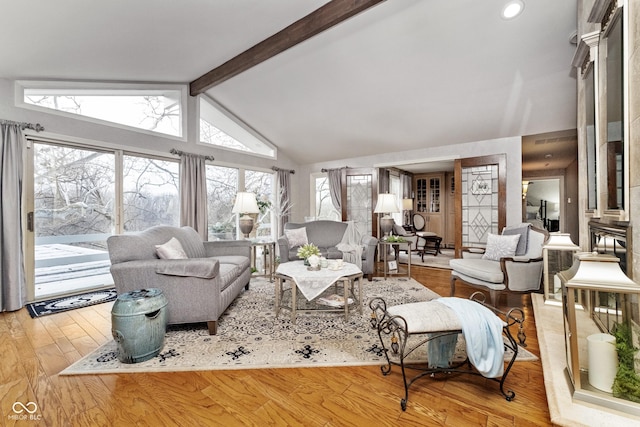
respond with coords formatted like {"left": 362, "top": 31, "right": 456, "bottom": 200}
{"left": 205, "top": 166, "right": 274, "bottom": 241}
{"left": 199, "top": 96, "right": 275, "bottom": 158}
{"left": 313, "top": 175, "right": 341, "bottom": 221}
{"left": 206, "top": 165, "right": 239, "bottom": 241}
{"left": 17, "top": 81, "right": 186, "bottom": 138}
{"left": 245, "top": 170, "right": 274, "bottom": 239}
{"left": 123, "top": 155, "right": 180, "bottom": 232}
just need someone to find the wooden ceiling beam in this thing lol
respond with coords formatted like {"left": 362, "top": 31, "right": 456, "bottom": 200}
{"left": 189, "top": 0, "right": 386, "bottom": 96}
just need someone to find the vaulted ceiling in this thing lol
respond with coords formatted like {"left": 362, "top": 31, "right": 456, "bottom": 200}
{"left": 1, "top": 0, "right": 578, "bottom": 166}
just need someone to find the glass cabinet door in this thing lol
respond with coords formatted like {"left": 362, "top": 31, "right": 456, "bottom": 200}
{"left": 415, "top": 177, "right": 440, "bottom": 213}
{"left": 429, "top": 178, "right": 441, "bottom": 213}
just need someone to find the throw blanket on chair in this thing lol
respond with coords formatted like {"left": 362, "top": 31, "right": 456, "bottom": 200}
{"left": 436, "top": 297, "right": 505, "bottom": 378}
{"left": 336, "top": 221, "right": 363, "bottom": 269}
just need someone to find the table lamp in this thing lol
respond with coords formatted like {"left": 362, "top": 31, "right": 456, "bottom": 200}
{"left": 232, "top": 192, "right": 260, "bottom": 238}
{"left": 374, "top": 193, "right": 399, "bottom": 238}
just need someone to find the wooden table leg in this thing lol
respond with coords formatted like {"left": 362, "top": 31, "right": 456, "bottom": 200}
{"left": 291, "top": 278, "right": 297, "bottom": 324}
{"left": 275, "top": 276, "right": 281, "bottom": 317}
{"left": 344, "top": 278, "right": 349, "bottom": 321}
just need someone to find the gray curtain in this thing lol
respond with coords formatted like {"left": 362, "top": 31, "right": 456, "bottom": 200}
{"left": 180, "top": 154, "right": 208, "bottom": 240}
{"left": 276, "top": 169, "right": 291, "bottom": 237}
{"left": 378, "top": 168, "right": 390, "bottom": 193}
{"left": 401, "top": 172, "right": 413, "bottom": 198}
{"left": 327, "top": 169, "right": 342, "bottom": 213}
{"left": 1, "top": 123, "right": 26, "bottom": 311}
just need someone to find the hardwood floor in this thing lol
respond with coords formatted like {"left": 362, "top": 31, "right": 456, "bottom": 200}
{"left": 0, "top": 267, "right": 552, "bottom": 426}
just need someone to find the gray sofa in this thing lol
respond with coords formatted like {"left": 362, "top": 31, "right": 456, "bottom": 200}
{"left": 107, "top": 225, "right": 251, "bottom": 334}
{"left": 277, "top": 220, "right": 378, "bottom": 280}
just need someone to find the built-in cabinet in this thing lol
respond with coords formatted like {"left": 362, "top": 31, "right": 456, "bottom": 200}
{"left": 414, "top": 173, "right": 445, "bottom": 241}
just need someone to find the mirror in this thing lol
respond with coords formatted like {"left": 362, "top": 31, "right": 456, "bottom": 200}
{"left": 585, "top": 65, "right": 597, "bottom": 210}
{"left": 605, "top": 11, "right": 624, "bottom": 210}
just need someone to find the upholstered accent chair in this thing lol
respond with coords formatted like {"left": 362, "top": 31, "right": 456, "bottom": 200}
{"left": 449, "top": 224, "right": 549, "bottom": 306}
{"left": 277, "top": 220, "right": 378, "bottom": 280}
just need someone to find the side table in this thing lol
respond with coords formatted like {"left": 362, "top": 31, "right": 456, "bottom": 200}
{"left": 250, "top": 240, "right": 276, "bottom": 282}
{"left": 379, "top": 240, "right": 411, "bottom": 279}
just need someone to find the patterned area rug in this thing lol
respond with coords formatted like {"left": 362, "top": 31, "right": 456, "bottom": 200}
{"left": 61, "top": 277, "right": 536, "bottom": 375}
{"left": 26, "top": 288, "right": 117, "bottom": 318}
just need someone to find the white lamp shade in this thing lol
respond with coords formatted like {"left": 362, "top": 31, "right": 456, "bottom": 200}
{"left": 232, "top": 192, "right": 260, "bottom": 214}
{"left": 544, "top": 233, "right": 579, "bottom": 250}
{"left": 565, "top": 253, "right": 638, "bottom": 292}
{"left": 402, "top": 198, "right": 414, "bottom": 210}
{"left": 374, "top": 193, "right": 400, "bottom": 214}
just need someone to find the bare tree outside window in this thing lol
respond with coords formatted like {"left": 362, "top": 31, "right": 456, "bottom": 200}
{"left": 245, "top": 170, "right": 273, "bottom": 239}
{"left": 123, "top": 155, "right": 180, "bottom": 232}
{"left": 34, "top": 144, "right": 115, "bottom": 240}
{"left": 206, "top": 165, "right": 239, "bottom": 240}
{"left": 200, "top": 119, "right": 251, "bottom": 153}
{"left": 315, "top": 176, "right": 340, "bottom": 220}
{"left": 25, "top": 92, "right": 181, "bottom": 137}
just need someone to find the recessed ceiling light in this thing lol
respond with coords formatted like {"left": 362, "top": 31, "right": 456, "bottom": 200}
{"left": 501, "top": 0, "right": 525, "bottom": 20}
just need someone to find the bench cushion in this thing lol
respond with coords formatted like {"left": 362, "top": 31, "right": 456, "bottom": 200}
{"left": 387, "top": 300, "right": 462, "bottom": 334}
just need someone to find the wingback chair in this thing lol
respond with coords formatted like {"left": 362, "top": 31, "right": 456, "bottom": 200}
{"left": 449, "top": 224, "right": 549, "bottom": 306}
{"left": 277, "top": 220, "right": 378, "bottom": 280}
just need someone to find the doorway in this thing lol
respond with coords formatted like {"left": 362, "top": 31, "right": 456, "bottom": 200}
{"left": 523, "top": 178, "right": 562, "bottom": 232}
{"left": 25, "top": 142, "right": 116, "bottom": 300}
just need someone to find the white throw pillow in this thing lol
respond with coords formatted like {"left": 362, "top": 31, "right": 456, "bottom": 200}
{"left": 285, "top": 227, "right": 308, "bottom": 248}
{"left": 482, "top": 233, "right": 520, "bottom": 261}
{"left": 155, "top": 237, "right": 188, "bottom": 259}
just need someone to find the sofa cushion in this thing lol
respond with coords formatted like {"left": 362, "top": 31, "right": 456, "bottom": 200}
{"left": 218, "top": 263, "right": 241, "bottom": 292}
{"left": 482, "top": 233, "right": 520, "bottom": 261}
{"left": 155, "top": 259, "right": 219, "bottom": 279}
{"left": 156, "top": 237, "right": 188, "bottom": 259}
{"left": 324, "top": 246, "right": 344, "bottom": 259}
{"left": 213, "top": 255, "right": 251, "bottom": 270}
{"left": 285, "top": 227, "right": 308, "bottom": 248}
{"left": 449, "top": 258, "right": 504, "bottom": 283}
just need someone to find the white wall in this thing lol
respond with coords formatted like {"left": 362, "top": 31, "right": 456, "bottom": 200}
{"left": 298, "top": 136, "right": 524, "bottom": 226}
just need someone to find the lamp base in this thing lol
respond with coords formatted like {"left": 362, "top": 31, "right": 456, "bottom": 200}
{"left": 380, "top": 217, "right": 394, "bottom": 238}
{"left": 239, "top": 216, "right": 254, "bottom": 239}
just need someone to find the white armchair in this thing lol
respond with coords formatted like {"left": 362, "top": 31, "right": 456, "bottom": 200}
{"left": 449, "top": 224, "right": 549, "bottom": 306}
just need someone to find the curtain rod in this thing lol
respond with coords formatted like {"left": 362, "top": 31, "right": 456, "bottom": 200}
{"left": 1, "top": 119, "right": 45, "bottom": 132}
{"left": 271, "top": 166, "right": 295, "bottom": 174}
{"left": 321, "top": 166, "right": 349, "bottom": 172}
{"left": 170, "top": 148, "right": 215, "bottom": 161}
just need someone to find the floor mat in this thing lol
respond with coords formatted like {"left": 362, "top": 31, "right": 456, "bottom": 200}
{"left": 26, "top": 288, "right": 117, "bottom": 318}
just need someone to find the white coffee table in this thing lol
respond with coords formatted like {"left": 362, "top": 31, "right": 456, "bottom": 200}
{"left": 274, "top": 261, "right": 363, "bottom": 324}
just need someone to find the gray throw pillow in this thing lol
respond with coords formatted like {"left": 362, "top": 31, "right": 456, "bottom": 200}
{"left": 502, "top": 224, "right": 531, "bottom": 256}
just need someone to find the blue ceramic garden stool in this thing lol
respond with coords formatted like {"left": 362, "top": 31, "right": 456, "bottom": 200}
{"left": 111, "top": 288, "right": 168, "bottom": 363}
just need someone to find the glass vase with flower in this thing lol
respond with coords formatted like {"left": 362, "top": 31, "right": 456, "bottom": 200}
{"left": 297, "top": 243, "right": 320, "bottom": 266}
